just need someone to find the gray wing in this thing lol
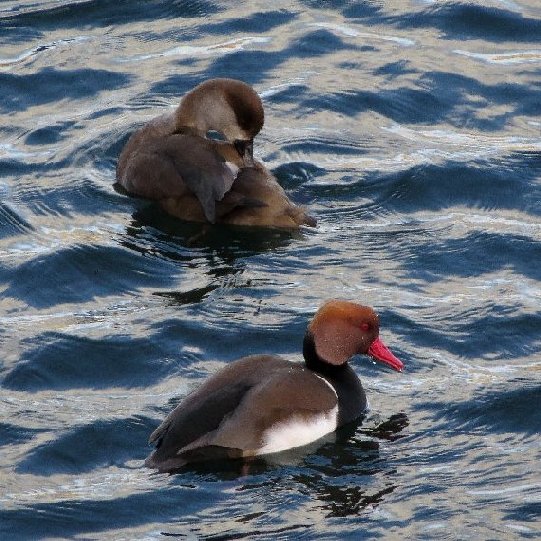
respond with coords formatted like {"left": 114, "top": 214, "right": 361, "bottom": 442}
{"left": 147, "top": 382, "right": 252, "bottom": 468}
{"left": 149, "top": 356, "right": 287, "bottom": 450}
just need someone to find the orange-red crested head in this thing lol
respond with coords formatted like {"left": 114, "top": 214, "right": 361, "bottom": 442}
{"left": 306, "top": 300, "right": 403, "bottom": 371}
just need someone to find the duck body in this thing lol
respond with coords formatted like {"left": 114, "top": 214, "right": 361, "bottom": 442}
{"left": 145, "top": 301, "right": 403, "bottom": 472}
{"left": 145, "top": 355, "right": 365, "bottom": 472}
{"left": 116, "top": 78, "right": 315, "bottom": 228}
{"left": 160, "top": 164, "right": 317, "bottom": 228}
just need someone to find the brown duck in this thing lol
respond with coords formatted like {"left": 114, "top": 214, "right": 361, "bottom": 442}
{"left": 145, "top": 300, "right": 403, "bottom": 472}
{"left": 116, "top": 78, "right": 315, "bottom": 228}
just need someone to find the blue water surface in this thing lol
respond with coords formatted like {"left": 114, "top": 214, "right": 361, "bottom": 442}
{"left": 1, "top": 1, "right": 540, "bottom": 539}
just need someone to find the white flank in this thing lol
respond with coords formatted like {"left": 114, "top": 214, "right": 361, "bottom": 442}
{"left": 258, "top": 405, "right": 339, "bottom": 455}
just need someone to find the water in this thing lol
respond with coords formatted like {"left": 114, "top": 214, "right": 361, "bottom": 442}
{"left": 1, "top": 0, "right": 540, "bottom": 539}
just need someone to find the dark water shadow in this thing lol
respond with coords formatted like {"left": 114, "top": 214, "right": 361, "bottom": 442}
{"left": 422, "top": 384, "right": 541, "bottom": 436}
{"left": 366, "top": 153, "right": 541, "bottom": 216}
{"left": 198, "top": 9, "right": 297, "bottom": 35}
{"left": 395, "top": 304, "right": 541, "bottom": 359}
{"left": 15, "top": 416, "right": 153, "bottom": 475}
{"left": 22, "top": 177, "right": 125, "bottom": 218}
{"left": 400, "top": 231, "right": 541, "bottom": 282}
{"left": 0, "top": 242, "right": 179, "bottom": 308}
{"left": 419, "top": 72, "right": 541, "bottom": 124}
{"left": 300, "top": 72, "right": 541, "bottom": 128}
{"left": 299, "top": 0, "right": 382, "bottom": 18}
{"left": 153, "top": 285, "right": 219, "bottom": 306}
{"left": 504, "top": 502, "right": 541, "bottom": 526}
{"left": 0, "top": 202, "right": 34, "bottom": 239}
{"left": 272, "top": 161, "right": 326, "bottom": 192}
{"left": 385, "top": 3, "right": 541, "bottom": 43}
{"left": 1, "top": 330, "right": 178, "bottom": 392}
{"left": 185, "top": 50, "right": 289, "bottom": 87}
{"left": 0, "top": 485, "right": 212, "bottom": 540}
{"left": 292, "top": 29, "right": 367, "bottom": 57}
{"left": 190, "top": 27, "right": 360, "bottom": 85}
{"left": 147, "top": 73, "right": 208, "bottom": 100}
{"left": 0, "top": 422, "right": 46, "bottom": 447}
{"left": 146, "top": 299, "right": 311, "bottom": 369}
{"left": 67, "top": 122, "right": 133, "bottom": 175}
{"left": 375, "top": 60, "right": 418, "bottom": 78}
{"left": 0, "top": 68, "right": 132, "bottom": 113}
{"left": 0, "top": 0, "right": 221, "bottom": 41}
{"left": 24, "top": 120, "right": 77, "bottom": 146}
{"left": 301, "top": 86, "right": 444, "bottom": 124}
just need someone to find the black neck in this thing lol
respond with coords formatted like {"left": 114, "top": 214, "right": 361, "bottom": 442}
{"left": 303, "top": 331, "right": 345, "bottom": 377}
{"left": 303, "top": 331, "right": 366, "bottom": 426}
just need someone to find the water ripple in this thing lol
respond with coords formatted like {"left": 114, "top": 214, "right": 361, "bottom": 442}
{"left": 1, "top": 0, "right": 541, "bottom": 539}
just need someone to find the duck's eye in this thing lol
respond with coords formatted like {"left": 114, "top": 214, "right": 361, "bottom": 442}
{"left": 360, "top": 322, "right": 371, "bottom": 332}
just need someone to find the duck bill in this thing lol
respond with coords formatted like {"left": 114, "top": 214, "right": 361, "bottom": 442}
{"left": 368, "top": 337, "right": 404, "bottom": 372}
{"left": 234, "top": 139, "right": 254, "bottom": 166}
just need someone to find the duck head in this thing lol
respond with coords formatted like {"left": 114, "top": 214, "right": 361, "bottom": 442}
{"left": 176, "top": 78, "right": 264, "bottom": 165}
{"left": 303, "top": 300, "right": 404, "bottom": 372}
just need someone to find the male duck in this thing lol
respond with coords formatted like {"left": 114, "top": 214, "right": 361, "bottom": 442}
{"left": 145, "top": 300, "right": 403, "bottom": 472}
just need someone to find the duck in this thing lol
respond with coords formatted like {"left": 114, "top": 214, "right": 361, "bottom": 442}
{"left": 145, "top": 300, "right": 404, "bottom": 472}
{"left": 116, "top": 78, "right": 316, "bottom": 228}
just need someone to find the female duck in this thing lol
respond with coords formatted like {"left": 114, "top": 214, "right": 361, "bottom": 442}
{"left": 116, "top": 78, "right": 315, "bottom": 228}
{"left": 145, "top": 300, "right": 403, "bottom": 472}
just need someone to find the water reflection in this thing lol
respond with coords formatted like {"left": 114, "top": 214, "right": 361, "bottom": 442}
{"left": 129, "top": 203, "right": 302, "bottom": 256}
{"left": 305, "top": 478, "right": 397, "bottom": 519}
{"left": 159, "top": 413, "right": 407, "bottom": 474}
{"left": 154, "top": 285, "right": 220, "bottom": 306}
{"left": 158, "top": 412, "right": 409, "bottom": 523}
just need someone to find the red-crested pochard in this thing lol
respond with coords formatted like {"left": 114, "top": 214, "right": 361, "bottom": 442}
{"left": 145, "top": 300, "right": 403, "bottom": 472}
{"left": 116, "top": 78, "right": 315, "bottom": 228}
